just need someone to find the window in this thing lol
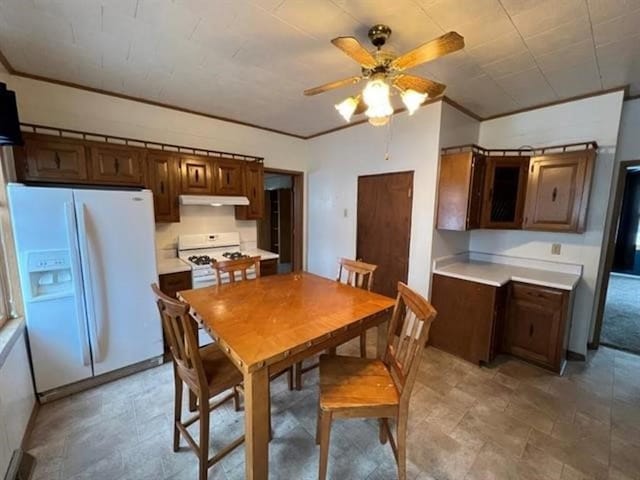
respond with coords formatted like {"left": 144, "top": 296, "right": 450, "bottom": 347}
{"left": 0, "top": 147, "right": 22, "bottom": 328}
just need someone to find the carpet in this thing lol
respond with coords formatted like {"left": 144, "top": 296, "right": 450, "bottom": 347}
{"left": 602, "top": 274, "right": 640, "bottom": 353}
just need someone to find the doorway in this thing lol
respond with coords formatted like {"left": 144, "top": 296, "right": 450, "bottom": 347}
{"left": 594, "top": 160, "right": 640, "bottom": 354}
{"left": 356, "top": 171, "right": 413, "bottom": 298}
{"left": 258, "top": 168, "right": 304, "bottom": 273}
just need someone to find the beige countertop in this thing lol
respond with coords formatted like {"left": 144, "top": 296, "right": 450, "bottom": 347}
{"left": 243, "top": 248, "right": 279, "bottom": 261}
{"left": 157, "top": 257, "right": 191, "bottom": 275}
{"left": 433, "top": 253, "right": 582, "bottom": 291}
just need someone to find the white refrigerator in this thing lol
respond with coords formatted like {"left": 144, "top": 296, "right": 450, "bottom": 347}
{"left": 8, "top": 184, "right": 163, "bottom": 396}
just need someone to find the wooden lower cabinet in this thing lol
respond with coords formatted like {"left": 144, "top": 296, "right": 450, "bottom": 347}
{"left": 502, "top": 282, "right": 571, "bottom": 372}
{"left": 260, "top": 258, "right": 278, "bottom": 276}
{"left": 430, "top": 274, "right": 505, "bottom": 365}
{"left": 159, "top": 271, "right": 192, "bottom": 299}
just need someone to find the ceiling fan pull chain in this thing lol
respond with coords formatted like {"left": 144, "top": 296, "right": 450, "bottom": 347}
{"left": 384, "top": 115, "right": 394, "bottom": 161}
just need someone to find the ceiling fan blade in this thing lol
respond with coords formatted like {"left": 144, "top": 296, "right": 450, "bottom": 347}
{"left": 394, "top": 74, "right": 446, "bottom": 98}
{"left": 304, "top": 76, "right": 361, "bottom": 96}
{"left": 391, "top": 32, "right": 464, "bottom": 71}
{"left": 331, "top": 36, "right": 377, "bottom": 68}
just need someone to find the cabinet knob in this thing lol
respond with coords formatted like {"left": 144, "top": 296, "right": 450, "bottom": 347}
{"left": 551, "top": 187, "right": 557, "bottom": 202}
{"left": 529, "top": 324, "right": 534, "bottom": 337}
{"left": 195, "top": 169, "right": 200, "bottom": 183}
{"left": 114, "top": 157, "right": 120, "bottom": 174}
{"left": 54, "top": 152, "right": 61, "bottom": 169}
{"left": 226, "top": 171, "right": 231, "bottom": 185}
{"left": 160, "top": 180, "right": 165, "bottom": 194}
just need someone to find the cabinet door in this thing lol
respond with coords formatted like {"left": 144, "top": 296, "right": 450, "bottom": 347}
{"left": 523, "top": 150, "right": 595, "bottom": 233}
{"left": 180, "top": 155, "right": 213, "bottom": 194}
{"left": 436, "top": 152, "right": 485, "bottom": 230}
{"left": 235, "top": 162, "right": 264, "bottom": 220}
{"left": 147, "top": 152, "right": 180, "bottom": 223}
{"left": 213, "top": 158, "right": 244, "bottom": 195}
{"left": 21, "top": 136, "right": 89, "bottom": 182}
{"left": 481, "top": 156, "right": 529, "bottom": 229}
{"left": 503, "top": 283, "right": 566, "bottom": 371}
{"left": 90, "top": 146, "right": 145, "bottom": 185}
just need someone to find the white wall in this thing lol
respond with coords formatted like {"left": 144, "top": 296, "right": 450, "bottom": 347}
{"left": 0, "top": 73, "right": 309, "bottom": 263}
{"left": 471, "top": 91, "right": 625, "bottom": 355}
{"left": 431, "top": 102, "right": 480, "bottom": 266}
{"left": 0, "top": 332, "right": 35, "bottom": 476}
{"left": 307, "top": 102, "right": 443, "bottom": 296}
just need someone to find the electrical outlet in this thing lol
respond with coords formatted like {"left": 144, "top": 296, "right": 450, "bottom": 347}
{"left": 551, "top": 243, "right": 561, "bottom": 255}
{"left": 343, "top": 208, "right": 348, "bottom": 218}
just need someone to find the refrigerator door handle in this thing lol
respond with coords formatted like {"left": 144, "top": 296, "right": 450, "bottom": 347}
{"left": 77, "top": 202, "right": 102, "bottom": 363}
{"left": 64, "top": 201, "right": 91, "bottom": 367}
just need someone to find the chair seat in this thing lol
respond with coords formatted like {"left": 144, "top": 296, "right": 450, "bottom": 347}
{"left": 200, "top": 343, "right": 243, "bottom": 395}
{"left": 319, "top": 355, "right": 399, "bottom": 411}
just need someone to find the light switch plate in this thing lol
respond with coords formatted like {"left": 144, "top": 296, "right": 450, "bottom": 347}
{"left": 551, "top": 243, "right": 561, "bottom": 255}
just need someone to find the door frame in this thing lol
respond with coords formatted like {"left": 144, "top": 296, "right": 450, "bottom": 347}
{"left": 591, "top": 159, "right": 640, "bottom": 349}
{"left": 263, "top": 167, "right": 304, "bottom": 272}
{"left": 356, "top": 170, "right": 414, "bottom": 295}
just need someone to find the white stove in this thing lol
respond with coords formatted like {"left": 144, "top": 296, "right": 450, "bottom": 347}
{"left": 178, "top": 232, "right": 255, "bottom": 289}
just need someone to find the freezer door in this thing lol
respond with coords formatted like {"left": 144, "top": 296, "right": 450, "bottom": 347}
{"left": 73, "top": 189, "right": 162, "bottom": 375}
{"left": 7, "top": 184, "right": 93, "bottom": 393}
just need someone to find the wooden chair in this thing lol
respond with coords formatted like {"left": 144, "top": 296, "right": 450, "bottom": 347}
{"left": 213, "top": 256, "right": 261, "bottom": 284}
{"left": 316, "top": 282, "right": 437, "bottom": 480}
{"left": 151, "top": 284, "right": 243, "bottom": 480}
{"left": 294, "top": 257, "right": 378, "bottom": 390}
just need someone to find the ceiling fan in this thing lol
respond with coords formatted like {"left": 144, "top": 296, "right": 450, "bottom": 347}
{"left": 304, "top": 25, "right": 464, "bottom": 126}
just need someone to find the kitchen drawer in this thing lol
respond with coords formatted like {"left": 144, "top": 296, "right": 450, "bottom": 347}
{"left": 510, "top": 282, "right": 563, "bottom": 308}
{"left": 260, "top": 258, "right": 278, "bottom": 277}
{"left": 159, "top": 271, "right": 192, "bottom": 298}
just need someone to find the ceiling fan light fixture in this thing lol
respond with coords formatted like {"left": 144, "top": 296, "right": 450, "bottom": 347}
{"left": 401, "top": 89, "right": 428, "bottom": 115}
{"left": 368, "top": 116, "right": 390, "bottom": 127}
{"left": 335, "top": 96, "right": 359, "bottom": 122}
{"left": 363, "top": 77, "right": 393, "bottom": 122}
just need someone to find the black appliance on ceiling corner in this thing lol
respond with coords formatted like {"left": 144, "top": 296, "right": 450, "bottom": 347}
{"left": 0, "top": 82, "right": 22, "bottom": 146}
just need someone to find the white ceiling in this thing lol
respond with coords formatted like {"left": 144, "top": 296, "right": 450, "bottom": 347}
{"left": 0, "top": 0, "right": 639, "bottom": 137}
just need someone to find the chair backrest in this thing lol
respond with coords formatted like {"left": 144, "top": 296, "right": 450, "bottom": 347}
{"left": 151, "top": 283, "right": 207, "bottom": 393}
{"left": 213, "top": 256, "right": 261, "bottom": 284}
{"left": 383, "top": 282, "right": 437, "bottom": 406}
{"left": 336, "top": 257, "right": 378, "bottom": 291}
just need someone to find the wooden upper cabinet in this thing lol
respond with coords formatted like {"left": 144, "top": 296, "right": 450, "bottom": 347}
{"left": 20, "top": 135, "right": 89, "bottom": 182}
{"left": 235, "top": 161, "right": 264, "bottom": 220}
{"left": 213, "top": 158, "right": 244, "bottom": 195}
{"left": 147, "top": 152, "right": 180, "bottom": 223}
{"left": 180, "top": 155, "right": 213, "bottom": 194}
{"left": 436, "top": 151, "right": 485, "bottom": 230}
{"left": 480, "top": 156, "right": 530, "bottom": 229}
{"left": 523, "top": 150, "right": 595, "bottom": 233}
{"left": 89, "top": 145, "right": 145, "bottom": 185}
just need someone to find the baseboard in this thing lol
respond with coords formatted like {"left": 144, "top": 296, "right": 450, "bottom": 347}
{"left": 4, "top": 449, "right": 34, "bottom": 480}
{"left": 19, "top": 401, "right": 39, "bottom": 451}
{"left": 587, "top": 342, "right": 598, "bottom": 350}
{"left": 567, "top": 350, "right": 586, "bottom": 361}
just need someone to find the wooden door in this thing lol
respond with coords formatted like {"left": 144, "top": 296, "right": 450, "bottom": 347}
{"left": 523, "top": 150, "right": 595, "bottom": 233}
{"left": 236, "top": 162, "right": 264, "bottom": 220}
{"left": 180, "top": 155, "right": 213, "bottom": 194}
{"left": 436, "top": 152, "right": 485, "bottom": 230}
{"left": 503, "top": 283, "right": 566, "bottom": 370}
{"left": 481, "top": 156, "right": 529, "bottom": 229}
{"left": 147, "top": 152, "right": 180, "bottom": 223}
{"left": 356, "top": 171, "right": 413, "bottom": 298}
{"left": 257, "top": 190, "right": 272, "bottom": 251}
{"left": 213, "top": 158, "right": 244, "bottom": 195}
{"left": 278, "top": 188, "right": 293, "bottom": 263}
{"left": 90, "top": 145, "right": 145, "bottom": 185}
{"left": 22, "top": 136, "right": 89, "bottom": 182}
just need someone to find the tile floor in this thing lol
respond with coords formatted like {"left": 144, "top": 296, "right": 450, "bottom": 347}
{"left": 27, "top": 339, "right": 640, "bottom": 480}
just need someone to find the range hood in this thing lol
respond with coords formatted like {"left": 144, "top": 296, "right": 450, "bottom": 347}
{"left": 180, "top": 195, "right": 250, "bottom": 206}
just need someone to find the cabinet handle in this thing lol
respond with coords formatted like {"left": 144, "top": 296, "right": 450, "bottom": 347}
{"left": 114, "top": 158, "right": 120, "bottom": 174}
{"left": 529, "top": 324, "right": 534, "bottom": 337}
{"left": 195, "top": 169, "right": 200, "bottom": 183}
{"left": 226, "top": 171, "right": 231, "bottom": 185}
{"left": 551, "top": 187, "right": 557, "bottom": 202}
{"left": 160, "top": 180, "right": 165, "bottom": 194}
{"left": 54, "top": 152, "right": 61, "bottom": 169}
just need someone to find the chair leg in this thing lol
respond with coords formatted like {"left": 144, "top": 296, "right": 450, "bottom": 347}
{"left": 318, "top": 410, "right": 332, "bottom": 480}
{"left": 397, "top": 413, "right": 408, "bottom": 480}
{"left": 379, "top": 418, "right": 388, "bottom": 445}
{"left": 295, "top": 361, "right": 303, "bottom": 391}
{"left": 233, "top": 386, "right": 241, "bottom": 412}
{"left": 315, "top": 403, "right": 321, "bottom": 445}
{"left": 173, "top": 373, "right": 183, "bottom": 452}
{"left": 287, "top": 366, "right": 294, "bottom": 391}
{"left": 198, "top": 393, "right": 210, "bottom": 480}
{"left": 189, "top": 389, "right": 197, "bottom": 412}
{"left": 360, "top": 332, "right": 367, "bottom": 358}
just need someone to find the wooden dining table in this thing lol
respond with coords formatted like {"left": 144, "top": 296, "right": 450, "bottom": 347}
{"left": 179, "top": 272, "right": 396, "bottom": 480}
